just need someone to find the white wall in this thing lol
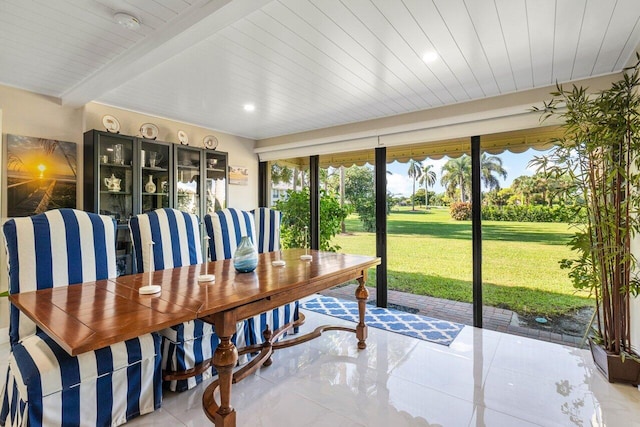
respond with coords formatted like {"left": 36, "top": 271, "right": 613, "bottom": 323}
{"left": 0, "top": 108, "right": 5, "bottom": 339}
{"left": 0, "top": 86, "right": 84, "bottom": 336}
{"left": 0, "top": 85, "right": 258, "bottom": 332}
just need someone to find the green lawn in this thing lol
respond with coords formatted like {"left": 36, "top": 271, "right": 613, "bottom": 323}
{"left": 331, "top": 206, "right": 593, "bottom": 317}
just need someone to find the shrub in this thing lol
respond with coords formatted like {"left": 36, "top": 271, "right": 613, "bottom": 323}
{"left": 344, "top": 166, "right": 376, "bottom": 232}
{"left": 481, "top": 204, "right": 583, "bottom": 222}
{"left": 274, "top": 188, "right": 349, "bottom": 251}
{"left": 450, "top": 202, "right": 472, "bottom": 220}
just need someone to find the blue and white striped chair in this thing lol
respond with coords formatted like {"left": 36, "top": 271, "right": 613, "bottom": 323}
{"left": 204, "top": 208, "right": 301, "bottom": 347}
{"left": 251, "top": 207, "right": 282, "bottom": 253}
{"left": 251, "top": 207, "right": 303, "bottom": 333}
{"left": 0, "top": 209, "right": 162, "bottom": 427}
{"left": 129, "top": 208, "right": 247, "bottom": 392}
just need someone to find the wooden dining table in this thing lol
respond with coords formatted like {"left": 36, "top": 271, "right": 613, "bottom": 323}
{"left": 9, "top": 248, "right": 380, "bottom": 427}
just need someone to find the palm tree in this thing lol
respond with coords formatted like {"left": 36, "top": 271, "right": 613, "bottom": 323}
{"left": 407, "top": 159, "right": 422, "bottom": 210}
{"left": 512, "top": 175, "right": 534, "bottom": 204}
{"left": 418, "top": 164, "right": 436, "bottom": 207}
{"left": 480, "top": 153, "right": 507, "bottom": 191}
{"left": 441, "top": 156, "right": 471, "bottom": 202}
{"left": 39, "top": 138, "right": 77, "bottom": 177}
{"left": 440, "top": 154, "right": 507, "bottom": 202}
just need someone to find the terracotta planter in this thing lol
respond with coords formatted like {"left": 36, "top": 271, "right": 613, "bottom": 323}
{"left": 589, "top": 338, "right": 640, "bottom": 385}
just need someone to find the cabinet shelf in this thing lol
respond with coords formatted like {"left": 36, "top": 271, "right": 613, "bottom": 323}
{"left": 100, "top": 191, "right": 132, "bottom": 195}
{"left": 142, "top": 166, "right": 168, "bottom": 172}
{"left": 142, "top": 192, "right": 169, "bottom": 196}
{"left": 100, "top": 163, "right": 132, "bottom": 169}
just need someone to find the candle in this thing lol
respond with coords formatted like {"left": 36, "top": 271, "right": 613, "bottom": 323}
{"left": 148, "top": 241, "right": 155, "bottom": 287}
{"left": 272, "top": 249, "right": 286, "bottom": 267}
{"left": 204, "top": 236, "right": 210, "bottom": 276}
{"left": 139, "top": 241, "right": 160, "bottom": 294}
{"left": 198, "top": 236, "right": 215, "bottom": 282}
{"left": 300, "top": 225, "right": 312, "bottom": 261}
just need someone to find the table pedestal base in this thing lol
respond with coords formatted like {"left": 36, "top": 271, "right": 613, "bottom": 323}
{"left": 203, "top": 278, "right": 370, "bottom": 426}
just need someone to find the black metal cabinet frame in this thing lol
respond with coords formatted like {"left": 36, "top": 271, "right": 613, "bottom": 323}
{"left": 84, "top": 130, "right": 228, "bottom": 275}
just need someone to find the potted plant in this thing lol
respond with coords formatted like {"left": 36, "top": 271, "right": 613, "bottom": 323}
{"left": 533, "top": 54, "right": 640, "bottom": 384}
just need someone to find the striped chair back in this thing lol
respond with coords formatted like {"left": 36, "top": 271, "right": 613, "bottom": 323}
{"left": 251, "top": 208, "right": 281, "bottom": 253}
{"left": 129, "top": 208, "right": 203, "bottom": 273}
{"left": 2, "top": 209, "right": 117, "bottom": 346}
{"left": 204, "top": 208, "right": 256, "bottom": 261}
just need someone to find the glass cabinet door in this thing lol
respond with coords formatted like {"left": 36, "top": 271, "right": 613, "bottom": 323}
{"left": 141, "top": 140, "right": 171, "bottom": 213}
{"left": 97, "top": 134, "right": 134, "bottom": 224}
{"left": 205, "top": 151, "right": 227, "bottom": 214}
{"left": 175, "top": 146, "right": 202, "bottom": 215}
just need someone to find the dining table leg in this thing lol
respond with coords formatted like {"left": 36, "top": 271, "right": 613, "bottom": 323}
{"left": 203, "top": 312, "right": 240, "bottom": 427}
{"left": 213, "top": 335, "right": 238, "bottom": 426}
{"left": 355, "top": 275, "right": 369, "bottom": 349}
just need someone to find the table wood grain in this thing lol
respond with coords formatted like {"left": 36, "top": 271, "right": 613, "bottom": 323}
{"left": 9, "top": 249, "right": 379, "bottom": 357}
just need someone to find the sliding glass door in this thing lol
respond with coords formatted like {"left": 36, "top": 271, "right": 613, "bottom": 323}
{"left": 260, "top": 129, "right": 592, "bottom": 346}
{"left": 480, "top": 146, "right": 594, "bottom": 345}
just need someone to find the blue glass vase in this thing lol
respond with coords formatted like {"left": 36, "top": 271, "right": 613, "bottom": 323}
{"left": 233, "top": 235, "right": 258, "bottom": 273}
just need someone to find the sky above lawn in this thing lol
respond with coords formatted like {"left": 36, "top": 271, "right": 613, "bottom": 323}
{"left": 386, "top": 148, "right": 546, "bottom": 197}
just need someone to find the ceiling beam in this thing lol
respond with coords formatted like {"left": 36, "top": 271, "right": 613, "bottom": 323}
{"left": 61, "top": 0, "right": 272, "bottom": 107}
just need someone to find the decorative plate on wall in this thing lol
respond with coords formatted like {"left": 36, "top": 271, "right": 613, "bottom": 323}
{"left": 203, "top": 135, "right": 218, "bottom": 150}
{"left": 178, "top": 130, "right": 189, "bottom": 145}
{"left": 102, "top": 115, "right": 120, "bottom": 133}
{"left": 140, "top": 123, "right": 158, "bottom": 140}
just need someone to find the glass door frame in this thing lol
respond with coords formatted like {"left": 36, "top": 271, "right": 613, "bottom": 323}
{"left": 258, "top": 137, "right": 484, "bottom": 324}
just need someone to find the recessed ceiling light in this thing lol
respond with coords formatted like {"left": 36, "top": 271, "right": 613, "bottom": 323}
{"left": 243, "top": 104, "right": 255, "bottom": 112}
{"left": 114, "top": 12, "right": 141, "bottom": 30}
{"left": 422, "top": 51, "right": 438, "bottom": 63}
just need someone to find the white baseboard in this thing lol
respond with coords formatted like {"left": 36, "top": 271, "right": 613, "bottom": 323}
{"left": 0, "top": 327, "right": 8, "bottom": 344}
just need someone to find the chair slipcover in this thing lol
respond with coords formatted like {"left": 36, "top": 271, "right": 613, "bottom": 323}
{"left": 251, "top": 207, "right": 282, "bottom": 253}
{"left": 129, "top": 208, "right": 247, "bottom": 392}
{"left": 0, "top": 209, "right": 161, "bottom": 427}
{"left": 204, "top": 208, "right": 300, "bottom": 347}
{"left": 251, "top": 208, "right": 301, "bottom": 333}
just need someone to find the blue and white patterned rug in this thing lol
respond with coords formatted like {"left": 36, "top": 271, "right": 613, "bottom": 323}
{"left": 302, "top": 296, "right": 464, "bottom": 346}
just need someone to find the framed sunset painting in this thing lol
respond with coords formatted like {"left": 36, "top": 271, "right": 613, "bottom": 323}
{"left": 5, "top": 134, "right": 77, "bottom": 217}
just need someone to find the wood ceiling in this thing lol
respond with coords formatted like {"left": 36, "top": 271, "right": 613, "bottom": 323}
{"left": 1, "top": 0, "right": 639, "bottom": 140}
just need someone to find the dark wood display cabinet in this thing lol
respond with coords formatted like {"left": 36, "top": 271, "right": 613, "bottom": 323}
{"left": 84, "top": 130, "right": 174, "bottom": 276}
{"left": 174, "top": 144, "right": 228, "bottom": 242}
{"left": 204, "top": 149, "right": 228, "bottom": 213}
{"left": 84, "top": 130, "right": 228, "bottom": 276}
{"left": 140, "top": 139, "right": 173, "bottom": 214}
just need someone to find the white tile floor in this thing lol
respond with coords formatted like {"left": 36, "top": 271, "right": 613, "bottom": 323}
{"left": 2, "top": 307, "right": 640, "bottom": 426}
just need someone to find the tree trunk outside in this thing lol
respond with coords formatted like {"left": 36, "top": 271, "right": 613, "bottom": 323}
{"left": 411, "top": 178, "right": 416, "bottom": 210}
{"left": 340, "top": 166, "right": 345, "bottom": 233}
{"left": 293, "top": 168, "right": 298, "bottom": 192}
{"left": 425, "top": 182, "right": 429, "bottom": 208}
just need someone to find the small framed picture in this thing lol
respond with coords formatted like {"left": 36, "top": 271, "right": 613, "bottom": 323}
{"left": 229, "top": 165, "right": 248, "bottom": 185}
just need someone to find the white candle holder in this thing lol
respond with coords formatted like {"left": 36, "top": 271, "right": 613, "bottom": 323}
{"left": 139, "top": 241, "right": 161, "bottom": 294}
{"left": 272, "top": 250, "right": 286, "bottom": 267}
{"left": 198, "top": 236, "right": 215, "bottom": 282}
{"left": 300, "top": 225, "right": 312, "bottom": 261}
